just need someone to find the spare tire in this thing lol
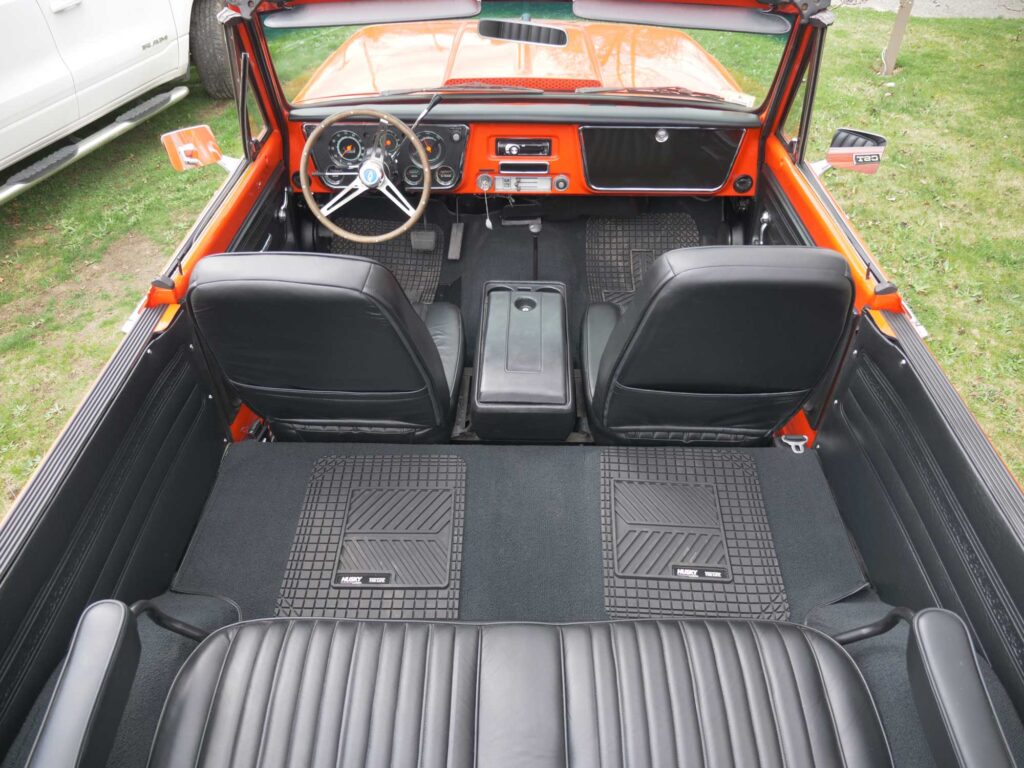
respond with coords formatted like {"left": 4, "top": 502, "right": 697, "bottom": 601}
{"left": 190, "top": 0, "right": 234, "bottom": 100}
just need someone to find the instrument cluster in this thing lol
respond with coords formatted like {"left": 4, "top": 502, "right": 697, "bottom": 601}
{"left": 305, "top": 122, "right": 469, "bottom": 192}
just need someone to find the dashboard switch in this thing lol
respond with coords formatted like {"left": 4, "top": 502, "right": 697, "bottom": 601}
{"left": 477, "top": 173, "right": 494, "bottom": 192}
{"left": 553, "top": 174, "right": 570, "bottom": 191}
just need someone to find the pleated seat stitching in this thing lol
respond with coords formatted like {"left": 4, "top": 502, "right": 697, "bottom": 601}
{"left": 588, "top": 625, "right": 608, "bottom": 768}
{"left": 724, "top": 621, "right": 763, "bottom": 767}
{"left": 386, "top": 624, "right": 410, "bottom": 767}
{"left": 472, "top": 627, "right": 483, "bottom": 768}
{"left": 654, "top": 622, "right": 686, "bottom": 768}
{"left": 193, "top": 624, "right": 263, "bottom": 768}
{"left": 802, "top": 632, "right": 849, "bottom": 768}
{"left": 704, "top": 622, "right": 737, "bottom": 766}
{"left": 252, "top": 619, "right": 301, "bottom": 768}
{"left": 332, "top": 621, "right": 363, "bottom": 768}
{"left": 631, "top": 623, "right": 656, "bottom": 766}
{"left": 558, "top": 626, "right": 570, "bottom": 768}
{"left": 678, "top": 622, "right": 708, "bottom": 768}
{"left": 281, "top": 621, "right": 317, "bottom": 768}
{"left": 308, "top": 622, "right": 343, "bottom": 768}
{"left": 772, "top": 624, "right": 816, "bottom": 765}
{"left": 360, "top": 624, "right": 388, "bottom": 767}
{"left": 750, "top": 623, "right": 786, "bottom": 766}
{"left": 607, "top": 623, "right": 630, "bottom": 768}
{"left": 414, "top": 624, "right": 433, "bottom": 767}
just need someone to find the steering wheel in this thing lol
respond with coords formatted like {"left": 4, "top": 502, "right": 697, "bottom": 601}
{"left": 299, "top": 108, "right": 431, "bottom": 243}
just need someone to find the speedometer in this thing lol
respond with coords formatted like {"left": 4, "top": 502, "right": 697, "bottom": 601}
{"left": 329, "top": 130, "right": 363, "bottom": 166}
{"left": 412, "top": 130, "right": 445, "bottom": 167}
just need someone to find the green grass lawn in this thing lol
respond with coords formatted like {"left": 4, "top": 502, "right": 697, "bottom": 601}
{"left": 1, "top": 9, "right": 1022, "bottom": 519}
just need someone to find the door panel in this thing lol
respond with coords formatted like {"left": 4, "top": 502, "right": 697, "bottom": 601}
{"left": 817, "top": 311, "right": 1024, "bottom": 715}
{"left": 0, "top": 0, "right": 78, "bottom": 168}
{"left": 36, "top": 0, "right": 179, "bottom": 121}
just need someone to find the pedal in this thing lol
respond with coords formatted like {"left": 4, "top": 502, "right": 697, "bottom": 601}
{"left": 410, "top": 228, "right": 436, "bottom": 252}
{"left": 447, "top": 221, "right": 465, "bottom": 261}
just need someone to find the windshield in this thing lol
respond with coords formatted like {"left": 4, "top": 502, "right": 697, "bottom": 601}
{"left": 263, "top": 1, "right": 791, "bottom": 110}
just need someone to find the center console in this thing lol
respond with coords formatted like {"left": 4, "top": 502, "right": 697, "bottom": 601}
{"left": 471, "top": 282, "right": 575, "bottom": 441}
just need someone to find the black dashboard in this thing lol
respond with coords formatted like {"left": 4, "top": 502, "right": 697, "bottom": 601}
{"left": 304, "top": 122, "right": 470, "bottom": 192}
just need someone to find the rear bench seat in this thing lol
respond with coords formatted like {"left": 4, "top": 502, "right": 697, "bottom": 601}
{"left": 144, "top": 618, "right": 891, "bottom": 768}
{"left": 25, "top": 603, "right": 898, "bottom": 767}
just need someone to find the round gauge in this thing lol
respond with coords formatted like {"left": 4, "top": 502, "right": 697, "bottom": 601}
{"left": 412, "top": 130, "right": 445, "bottom": 167}
{"left": 329, "top": 130, "right": 363, "bottom": 166}
{"left": 322, "top": 166, "right": 349, "bottom": 189}
{"left": 435, "top": 165, "right": 456, "bottom": 187}
{"left": 403, "top": 166, "right": 424, "bottom": 187}
{"left": 380, "top": 128, "right": 401, "bottom": 156}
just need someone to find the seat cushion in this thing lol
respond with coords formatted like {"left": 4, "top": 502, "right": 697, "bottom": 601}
{"left": 581, "top": 302, "right": 620, "bottom": 403}
{"left": 149, "top": 618, "right": 890, "bottom": 768}
{"left": 413, "top": 302, "right": 463, "bottom": 405}
{"left": 187, "top": 252, "right": 460, "bottom": 442}
{"left": 587, "top": 246, "right": 854, "bottom": 445}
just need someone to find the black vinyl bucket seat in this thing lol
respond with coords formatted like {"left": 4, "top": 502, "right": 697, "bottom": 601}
{"left": 187, "top": 252, "right": 463, "bottom": 442}
{"left": 581, "top": 246, "right": 854, "bottom": 445}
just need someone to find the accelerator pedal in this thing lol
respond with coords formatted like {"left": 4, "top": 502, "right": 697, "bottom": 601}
{"left": 447, "top": 221, "right": 465, "bottom": 261}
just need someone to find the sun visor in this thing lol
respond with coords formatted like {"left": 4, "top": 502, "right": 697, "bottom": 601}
{"left": 262, "top": 0, "right": 480, "bottom": 29}
{"left": 572, "top": 0, "right": 793, "bottom": 35}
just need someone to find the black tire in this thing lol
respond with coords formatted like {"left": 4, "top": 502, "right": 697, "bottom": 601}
{"left": 190, "top": 0, "right": 234, "bottom": 100}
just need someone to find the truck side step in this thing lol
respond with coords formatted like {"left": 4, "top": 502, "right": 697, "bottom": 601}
{"left": 0, "top": 86, "right": 189, "bottom": 207}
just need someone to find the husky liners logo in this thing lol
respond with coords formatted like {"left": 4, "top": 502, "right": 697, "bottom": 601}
{"left": 334, "top": 572, "right": 392, "bottom": 587}
{"left": 672, "top": 565, "right": 731, "bottom": 581}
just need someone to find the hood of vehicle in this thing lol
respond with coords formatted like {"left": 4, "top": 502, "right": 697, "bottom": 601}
{"left": 294, "top": 19, "right": 752, "bottom": 105}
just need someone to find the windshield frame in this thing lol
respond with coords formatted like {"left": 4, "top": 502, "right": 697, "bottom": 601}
{"left": 254, "top": 5, "right": 802, "bottom": 115}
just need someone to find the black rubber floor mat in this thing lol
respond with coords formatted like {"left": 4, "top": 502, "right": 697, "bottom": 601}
{"left": 585, "top": 212, "right": 700, "bottom": 308}
{"left": 277, "top": 454, "right": 465, "bottom": 619}
{"left": 601, "top": 447, "right": 789, "bottom": 620}
{"left": 330, "top": 218, "right": 444, "bottom": 303}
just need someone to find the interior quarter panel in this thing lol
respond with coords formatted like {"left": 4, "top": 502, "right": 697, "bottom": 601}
{"left": 0, "top": 315, "right": 224, "bottom": 755}
{"left": 816, "top": 312, "right": 1024, "bottom": 715}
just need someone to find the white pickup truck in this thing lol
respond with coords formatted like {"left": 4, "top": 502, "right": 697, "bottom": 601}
{"left": 0, "top": 0, "right": 230, "bottom": 204}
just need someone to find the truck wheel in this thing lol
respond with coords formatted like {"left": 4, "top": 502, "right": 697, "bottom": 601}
{"left": 190, "top": 0, "right": 234, "bottom": 100}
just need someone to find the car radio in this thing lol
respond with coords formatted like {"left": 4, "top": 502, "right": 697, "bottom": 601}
{"left": 496, "top": 138, "right": 552, "bottom": 157}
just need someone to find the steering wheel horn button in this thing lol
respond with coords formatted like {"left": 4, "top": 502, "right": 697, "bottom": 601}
{"left": 358, "top": 160, "right": 384, "bottom": 188}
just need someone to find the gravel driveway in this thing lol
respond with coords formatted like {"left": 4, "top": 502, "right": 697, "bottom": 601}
{"left": 836, "top": 0, "right": 1023, "bottom": 17}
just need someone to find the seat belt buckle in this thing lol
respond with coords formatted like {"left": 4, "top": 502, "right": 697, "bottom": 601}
{"left": 781, "top": 435, "right": 808, "bottom": 454}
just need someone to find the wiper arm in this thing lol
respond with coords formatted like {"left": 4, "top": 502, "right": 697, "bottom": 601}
{"left": 379, "top": 83, "right": 545, "bottom": 96}
{"left": 575, "top": 85, "right": 728, "bottom": 103}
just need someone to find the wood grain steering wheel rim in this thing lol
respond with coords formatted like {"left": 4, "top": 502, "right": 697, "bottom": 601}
{"left": 299, "top": 108, "right": 431, "bottom": 244}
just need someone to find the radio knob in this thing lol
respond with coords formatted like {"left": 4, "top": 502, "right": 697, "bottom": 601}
{"left": 553, "top": 174, "right": 570, "bottom": 192}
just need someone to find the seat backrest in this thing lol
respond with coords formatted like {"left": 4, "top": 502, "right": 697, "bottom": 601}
{"left": 592, "top": 246, "right": 854, "bottom": 444}
{"left": 187, "top": 252, "right": 452, "bottom": 441}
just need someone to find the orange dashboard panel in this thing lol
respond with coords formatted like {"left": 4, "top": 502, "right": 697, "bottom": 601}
{"left": 288, "top": 120, "right": 761, "bottom": 197}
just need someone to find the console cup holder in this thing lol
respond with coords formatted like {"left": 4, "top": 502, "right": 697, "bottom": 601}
{"left": 514, "top": 296, "right": 538, "bottom": 312}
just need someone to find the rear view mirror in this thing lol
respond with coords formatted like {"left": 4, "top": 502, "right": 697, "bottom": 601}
{"left": 161, "top": 125, "right": 238, "bottom": 173}
{"left": 477, "top": 19, "right": 568, "bottom": 46}
{"left": 817, "top": 128, "right": 888, "bottom": 176}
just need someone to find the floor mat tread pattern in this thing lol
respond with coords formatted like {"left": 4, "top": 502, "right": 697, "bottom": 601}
{"left": 330, "top": 218, "right": 444, "bottom": 303}
{"left": 585, "top": 212, "right": 700, "bottom": 308}
{"left": 277, "top": 454, "right": 465, "bottom": 619}
{"left": 601, "top": 447, "right": 789, "bottom": 620}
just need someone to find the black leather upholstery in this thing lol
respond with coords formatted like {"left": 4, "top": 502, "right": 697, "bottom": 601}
{"left": 908, "top": 608, "right": 1015, "bottom": 768}
{"left": 27, "top": 601, "right": 139, "bottom": 768}
{"left": 582, "top": 246, "right": 854, "bottom": 445}
{"left": 187, "top": 253, "right": 462, "bottom": 442}
{"left": 149, "top": 617, "right": 891, "bottom": 767}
